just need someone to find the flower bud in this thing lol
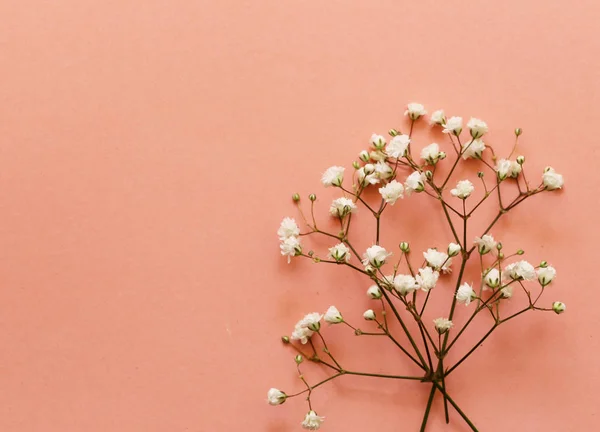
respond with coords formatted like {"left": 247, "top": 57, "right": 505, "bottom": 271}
{"left": 281, "top": 336, "right": 290, "bottom": 344}
{"left": 267, "top": 388, "right": 287, "bottom": 405}
{"left": 497, "top": 243, "right": 502, "bottom": 250}
{"left": 292, "top": 193, "right": 300, "bottom": 202}
{"left": 540, "top": 261, "right": 548, "bottom": 268}
{"left": 515, "top": 128, "right": 522, "bottom": 136}
{"left": 433, "top": 317, "right": 453, "bottom": 334}
{"left": 307, "top": 250, "right": 314, "bottom": 257}
{"left": 309, "top": 194, "right": 317, "bottom": 202}
{"left": 359, "top": 150, "right": 370, "bottom": 162}
{"left": 388, "top": 128, "right": 399, "bottom": 137}
{"left": 307, "top": 321, "right": 320, "bottom": 332}
{"left": 498, "top": 252, "right": 504, "bottom": 259}
{"left": 363, "top": 309, "right": 376, "bottom": 320}
{"left": 295, "top": 354, "right": 304, "bottom": 364}
{"left": 516, "top": 155, "right": 525, "bottom": 165}
{"left": 439, "top": 152, "right": 447, "bottom": 160}
{"left": 399, "top": 242, "right": 410, "bottom": 253}
{"left": 477, "top": 171, "right": 484, "bottom": 178}
{"left": 552, "top": 301, "right": 566, "bottom": 314}
{"left": 516, "top": 249, "right": 524, "bottom": 255}
{"left": 365, "top": 265, "right": 376, "bottom": 275}
{"left": 425, "top": 170, "right": 433, "bottom": 180}
{"left": 364, "top": 164, "right": 375, "bottom": 175}
{"left": 448, "top": 242, "right": 461, "bottom": 257}
{"left": 367, "top": 285, "right": 382, "bottom": 299}
{"left": 352, "top": 161, "right": 360, "bottom": 170}
{"left": 537, "top": 265, "right": 556, "bottom": 286}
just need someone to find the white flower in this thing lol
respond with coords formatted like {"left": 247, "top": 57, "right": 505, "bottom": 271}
{"left": 291, "top": 325, "right": 313, "bottom": 344}
{"left": 267, "top": 388, "right": 287, "bottom": 405}
{"left": 297, "top": 312, "right": 323, "bottom": 332}
{"left": 496, "top": 159, "right": 521, "bottom": 180}
{"left": 430, "top": 109, "right": 445, "bottom": 126}
{"left": 358, "top": 166, "right": 379, "bottom": 185}
{"left": 423, "top": 248, "right": 452, "bottom": 273}
{"left": 362, "top": 245, "right": 392, "bottom": 268}
{"left": 552, "top": 301, "right": 566, "bottom": 314}
{"left": 324, "top": 306, "right": 343, "bottom": 324}
{"left": 386, "top": 134, "right": 410, "bottom": 158}
{"left": 467, "top": 117, "right": 488, "bottom": 139}
{"left": 359, "top": 150, "right": 370, "bottom": 162}
{"left": 504, "top": 260, "right": 536, "bottom": 281}
{"left": 448, "top": 242, "right": 461, "bottom": 257}
{"left": 363, "top": 309, "right": 376, "bottom": 320}
{"left": 509, "top": 160, "right": 522, "bottom": 177}
{"left": 321, "top": 166, "right": 345, "bottom": 187}
{"left": 433, "top": 317, "right": 453, "bottom": 334}
{"left": 405, "top": 102, "right": 427, "bottom": 120}
{"left": 302, "top": 410, "right": 325, "bottom": 430}
{"left": 392, "top": 274, "right": 419, "bottom": 295}
{"left": 443, "top": 116, "right": 463, "bottom": 135}
{"left": 537, "top": 266, "right": 556, "bottom": 286}
{"left": 375, "top": 161, "right": 393, "bottom": 180}
{"left": 328, "top": 243, "right": 351, "bottom": 263}
{"left": 280, "top": 236, "right": 302, "bottom": 263}
{"left": 543, "top": 167, "right": 564, "bottom": 190}
{"left": 416, "top": 267, "right": 439, "bottom": 292}
{"left": 379, "top": 180, "right": 404, "bottom": 204}
{"left": 451, "top": 179, "right": 474, "bottom": 199}
{"left": 484, "top": 268, "right": 500, "bottom": 288}
{"left": 329, "top": 197, "right": 357, "bottom": 217}
{"left": 367, "top": 285, "right": 382, "bottom": 299}
{"left": 369, "top": 150, "right": 387, "bottom": 162}
{"left": 500, "top": 286, "right": 513, "bottom": 298}
{"left": 370, "top": 134, "right": 386, "bottom": 149}
{"left": 421, "top": 143, "right": 441, "bottom": 165}
{"left": 461, "top": 138, "right": 486, "bottom": 159}
{"left": 278, "top": 217, "right": 300, "bottom": 240}
{"left": 405, "top": 171, "right": 426, "bottom": 195}
{"left": 456, "top": 282, "right": 476, "bottom": 305}
{"left": 474, "top": 234, "right": 497, "bottom": 255}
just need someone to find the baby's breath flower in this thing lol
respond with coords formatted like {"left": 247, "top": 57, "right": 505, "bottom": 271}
{"left": 552, "top": 301, "right": 566, "bottom": 314}
{"left": 537, "top": 266, "right": 556, "bottom": 286}
{"left": 456, "top": 282, "right": 476, "bottom": 305}
{"left": 430, "top": 109, "right": 445, "bottom": 126}
{"left": 324, "top": 306, "right": 343, "bottom": 324}
{"left": 433, "top": 317, "right": 454, "bottom": 334}
{"left": 367, "top": 285, "right": 382, "bottom": 299}
{"left": 329, "top": 197, "right": 357, "bottom": 217}
{"left": 328, "top": 243, "right": 351, "bottom": 263}
{"left": 363, "top": 309, "right": 376, "bottom": 320}
{"left": 467, "top": 117, "right": 488, "bottom": 139}
{"left": 302, "top": 410, "right": 325, "bottom": 430}
{"left": 267, "top": 388, "right": 287, "bottom": 405}
{"left": 421, "top": 143, "right": 442, "bottom": 165}
{"left": 362, "top": 245, "right": 392, "bottom": 268}
{"left": 461, "top": 138, "right": 486, "bottom": 159}
{"left": 379, "top": 180, "right": 404, "bottom": 204}
{"left": 474, "top": 234, "right": 497, "bottom": 255}
{"left": 443, "top": 116, "right": 463, "bottom": 135}
{"left": 416, "top": 267, "right": 439, "bottom": 292}
{"left": 321, "top": 166, "right": 345, "bottom": 187}
{"left": 278, "top": 217, "right": 300, "bottom": 240}
{"left": 405, "top": 103, "right": 427, "bottom": 120}
{"left": 386, "top": 134, "right": 410, "bottom": 158}
{"left": 423, "top": 248, "right": 452, "bottom": 273}
{"left": 543, "top": 167, "right": 564, "bottom": 190}
{"left": 451, "top": 180, "right": 474, "bottom": 199}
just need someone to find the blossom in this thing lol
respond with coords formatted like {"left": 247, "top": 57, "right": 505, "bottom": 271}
{"left": 302, "top": 410, "right": 325, "bottom": 430}
{"left": 363, "top": 309, "right": 376, "bottom": 320}
{"left": 461, "top": 138, "right": 486, "bottom": 159}
{"left": 421, "top": 143, "right": 442, "bottom": 165}
{"left": 375, "top": 161, "right": 393, "bottom": 180}
{"left": 405, "top": 102, "right": 427, "bottom": 120}
{"left": 552, "top": 301, "right": 566, "bottom": 314}
{"left": 500, "top": 286, "right": 513, "bottom": 298}
{"left": 543, "top": 167, "right": 564, "bottom": 190}
{"left": 392, "top": 274, "right": 419, "bottom": 295}
{"left": 359, "top": 150, "right": 370, "bottom": 162}
{"left": 280, "top": 236, "right": 302, "bottom": 263}
{"left": 329, "top": 197, "right": 357, "bottom": 217}
{"left": 367, "top": 285, "right": 382, "bottom": 299}
{"left": 504, "top": 260, "right": 536, "bottom": 281}
{"left": 430, "top": 109, "right": 445, "bottom": 126}
{"left": 433, "top": 317, "right": 453, "bottom": 334}
{"left": 484, "top": 268, "right": 500, "bottom": 288}
{"left": 416, "top": 267, "right": 439, "bottom": 292}
{"left": 358, "top": 164, "right": 379, "bottom": 185}
{"left": 321, "top": 166, "right": 345, "bottom": 187}
{"left": 369, "top": 150, "right": 387, "bottom": 162}
{"left": 496, "top": 159, "right": 521, "bottom": 180}
{"left": 474, "top": 234, "right": 497, "bottom": 255}
{"left": 456, "top": 282, "right": 476, "bottom": 305}
{"left": 443, "top": 116, "right": 463, "bottom": 135}
{"left": 291, "top": 325, "right": 313, "bottom": 344}
{"left": 423, "top": 248, "right": 452, "bottom": 273}
{"left": 362, "top": 245, "right": 392, "bottom": 268}
{"left": 405, "top": 171, "right": 426, "bottom": 195}
{"left": 324, "top": 306, "right": 343, "bottom": 324}
{"left": 467, "top": 117, "right": 488, "bottom": 139}
{"left": 451, "top": 179, "right": 474, "bottom": 199}
{"left": 370, "top": 134, "right": 386, "bottom": 149}
{"left": 537, "top": 266, "right": 556, "bottom": 286}
{"left": 267, "top": 388, "right": 287, "bottom": 405}
{"left": 448, "top": 242, "right": 461, "bottom": 257}
{"left": 386, "top": 134, "right": 410, "bottom": 158}
{"left": 328, "top": 243, "right": 351, "bottom": 263}
{"left": 379, "top": 180, "right": 404, "bottom": 204}
{"left": 278, "top": 217, "right": 300, "bottom": 240}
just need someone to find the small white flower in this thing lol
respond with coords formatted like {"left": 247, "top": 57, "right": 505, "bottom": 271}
{"left": 543, "top": 167, "right": 564, "bottom": 190}
{"left": 328, "top": 243, "right": 351, "bottom": 263}
{"left": 363, "top": 309, "right": 376, "bottom": 320}
{"left": 379, "top": 180, "right": 404, "bottom": 204}
{"left": 496, "top": 159, "right": 512, "bottom": 180}
{"left": 430, "top": 109, "right": 445, "bottom": 126}
{"left": 375, "top": 161, "right": 393, "bottom": 180}
{"left": 467, "top": 117, "right": 488, "bottom": 139}
{"left": 421, "top": 143, "right": 442, "bottom": 165}
{"left": 500, "top": 286, "right": 513, "bottom": 299}
{"left": 451, "top": 179, "right": 474, "bottom": 199}
{"left": 392, "top": 274, "right": 419, "bottom": 296}
{"left": 423, "top": 248, "right": 452, "bottom": 273}
{"left": 358, "top": 166, "right": 379, "bottom": 185}
{"left": 504, "top": 260, "right": 536, "bottom": 281}
{"left": 280, "top": 236, "right": 302, "bottom": 263}
{"left": 369, "top": 150, "right": 387, "bottom": 162}
{"left": 509, "top": 160, "right": 522, "bottom": 177}
{"left": 405, "top": 171, "right": 426, "bottom": 195}
{"left": 297, "top": 312, "right": 323, "bottom": 332}
{"left": 405, "top": 102, "right": 427, "bottom": 120}
{"left": 433, "top": 317, "right": 453, "bottom": 334}
{"left": 370, "top": 134, "right": 386, "bottom": 149}
{"left": 416, "top": 267, "right": 439, "bottom": 292}
{"left": 329, "top": 197, "right": 357, "bottom": 217}
{"left": 552, "top": 301, "right": 566, "bottom": 314}
{"left": 278, "top": 217, "right": 300, "bottom": 240}
{"left": 448, "top": 242, "right": 461, "bottom": 257}
{"left": 484, "top": 268, "right": 500, "bottom": 288}
{"left": 456, "top": 282, "right": 476, "bottom": 305}
{"left": 324, "top": 306, "right": 343, "bottom": 324}
{"left": 443, "top": 116, "right": 463, "bottom": 135}
{"left": 321, "top": 166, "right": 345, "bottom": 187}
{"left": 386, "top": 134, "right": 410, "bottom": 158}
{"left": 362, "top": 245, "right": 392, "bottom": 268}
{"left": 291, "top": 326, "right": 313, "bottom": 344}
{"left": 302, "top": 410, "right": 325, "bottom": 430}
{"left": 461, "top": 138, "right": 486, "bottom": 159}
{"left": 367, "top": 285, "right": 382, "bottom": 299}
{"left": 474, "top": 234, "right": 497, "bottom": 255}
{"left": 537, "top": 266, "right": 556, "bottom": 286}
{"left": 267, "top": 388, "right": 287, "bottom": 405}
{"left": 359, "top": 150, "right": 370, "bottom": 162}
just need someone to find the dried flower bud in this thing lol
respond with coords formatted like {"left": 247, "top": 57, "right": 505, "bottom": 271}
{"left": 399, "top": 242, "right": 410, "bottom": 253}
{"left": 309, "top": 194, "right": 317, "bottom": 202}
{"left": 477, "top": 171, "right": 484, "bottom": 178}
{"left": 292, "top": 193, "right": 300, "bottom": 202}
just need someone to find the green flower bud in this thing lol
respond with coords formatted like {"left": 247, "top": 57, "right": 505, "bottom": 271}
{"left": 309, "top": 194, "right": 317, "bottom": 202}
{"left": 515, "top": 128, "right": 522, "bottom": 136}
{"left": 281, "top": 336, "right": 290, "bottom": 344}
{"left": 295, "top": 354, "right": 304, "bottom": 364}
{"left": 292, "top": 193, "right": 300, "bottom": 202}
{"left": 388, "top": 128, "right": 399, "bottom": 137}
{"left": 516, "top": 155, "right": 525, "bottom": 165}
{"left": 552, "top": 301, "right": 566, "bottom": 315}
{"left": 399, "top": 242, "right": 410, "bottom": 253}
{"left": 516, "top": 249, "right": 524, "bottom": 255}
{"left": 540, "top": 261, "right": 548, "bottom": 268}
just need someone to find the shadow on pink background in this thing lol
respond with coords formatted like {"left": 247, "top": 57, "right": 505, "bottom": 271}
{"left": 0, "top": 1, "right": 598, "bottom": 431}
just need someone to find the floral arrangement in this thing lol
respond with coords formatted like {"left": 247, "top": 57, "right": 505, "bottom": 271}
{"left": 268, "top": 103, "right": 565, "bottom": 431}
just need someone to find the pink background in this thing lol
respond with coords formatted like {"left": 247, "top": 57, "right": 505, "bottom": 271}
{"left": 0, "top": 1, "right": 598, "bottom": 431}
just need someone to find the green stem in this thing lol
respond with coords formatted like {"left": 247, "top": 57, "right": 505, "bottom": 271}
{"left": 420, "top": 384, "right": 437, "bottom": 432}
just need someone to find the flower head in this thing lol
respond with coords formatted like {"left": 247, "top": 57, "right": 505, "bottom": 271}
{"left": 552, "top": 301, "right": 566, "bottom": 314}
{"left": 456, "top": 282, "right": 476, "bottom": 305}
{"left": 448, "top": 242, "right": 462, "bottom": 257}
{"left": 423, "top": 248, "right": 452, "bottom": 273}
{"left": 302, "top": 410, "right": 325, "bottom": 430}
{"left": 467, "top": 118, "right": 488, "bottom": 139}
{"left": 543, "top": 167, "right": 564, "bottom": 190}
{"left": 367, "top": 285, "right": 382, "bottom": 299}
{"left": 386, "top": 134, "right": 410, "bottom": 158}
{"left": 329, "top": 197, "right": 357, "bottom": 217}
{"left": 321, "top": 166, "right": 345, "bottom": 187}
{"left": 405, "top": 171, "right": 426, "bottom": 195}
{"left": 443, "top": 116, "right": 463, "bottom": 135}
{"left": 405, "top": 102, "right": 427, "bottom": 120}
{"left": 433, "top": 317, "right": 454, "bottom": 334}
{"left": 421, "top": 143, "right": 442, "bottom": 165}
{"left": 375, "top": 161, "right": 393, "bottom": 180}
{"left": 392, "top": 274, "right": 419, "bottom": 296}
{"left": 278, "top": 217, "right": 300, "bottom": 240}
{"left": 370, "top": 134, "right": 386, "bottom": 149}
{"left": 430, "top": 109, "right": 445, "bottom": 126}
{"left": 504, "top": 260, "right": 536, "bottom": 281}
{"left": 496, "top": 159, "right": 521, "bottom": 180}
{"left": 379, "top": 180, "right": 404, "bottom": 204}
{"left": 280, "top": 236, "right": 302, "bottom": 263}
{"left": 474, "top": 234, "right": 497, "bottom": 255}
{"left": 416, "top": 267, "right": 439, "bottom": 292}
{"left": 537, "top": 266, "right": 556, "bottom": 286}
{"left": 362, "top": 245, "right": 392, "bottom": 268}
{"left": 324, "top": 306, "right": 343, "bottom": 324}
{"left": 357, "top": 166, "right": 379, "bottom": 186}
{"left": 267, "top": 388, "right": 287, "bottom": 405}
{"left": 500, "top": 286, "right": 513, "bottom": 298}
{"left": 328, "top": 243, "right": 351, "bottom": 263}
{"left": 363, "top": 309, "right": 376, "bottom": 320}
{"left": 484, "top": 268, "right": 500, "bottom": 288}
{"left": 461, "top": 138, "right": 486, "bottom": 159}
{"left": 451, "top": 179, "right": 474, "bottom": 199}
